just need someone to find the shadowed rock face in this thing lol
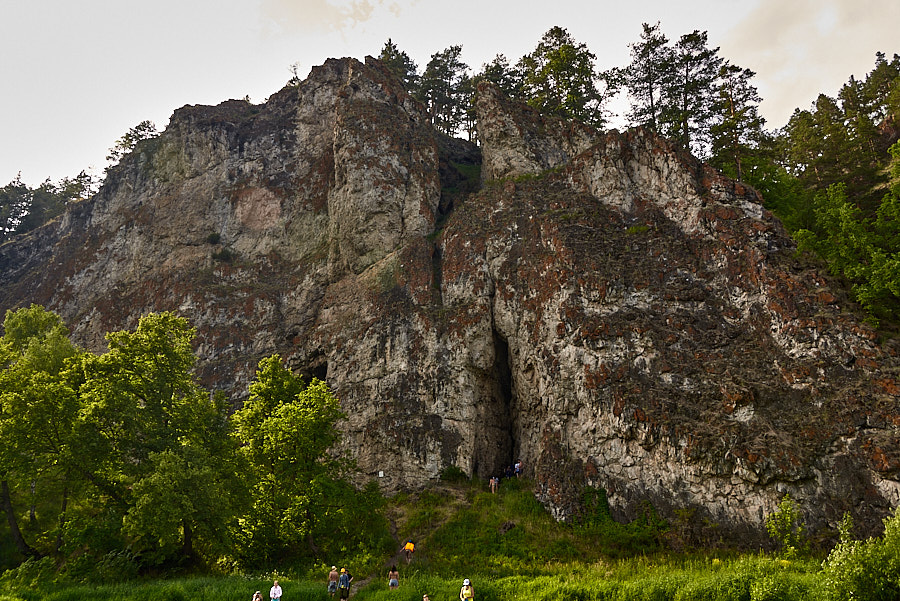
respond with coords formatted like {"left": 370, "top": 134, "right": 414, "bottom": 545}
{"left": 2, "top": 60, "right": 899, "bottom": 546}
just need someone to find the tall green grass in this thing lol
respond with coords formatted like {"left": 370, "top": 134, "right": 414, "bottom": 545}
{"left": 353, "top": 556, "right": 822, "bottom": 601}
{"left": 1, "top": 575, "right": 328, "bottom": 601}
{"left": 2, "top": 478, "right": 875, "bottom": 601}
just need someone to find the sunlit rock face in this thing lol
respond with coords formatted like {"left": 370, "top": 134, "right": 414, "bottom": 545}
{"left": 2, "top": 61, "right": 898, "bottom": 546}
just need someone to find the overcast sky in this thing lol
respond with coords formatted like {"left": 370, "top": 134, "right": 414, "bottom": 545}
{"left": 2, "top": 0, "right": 898, "bottom": 186}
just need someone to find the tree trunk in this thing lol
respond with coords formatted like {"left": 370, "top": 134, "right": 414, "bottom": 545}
{"left": 182, "top": 519, "right": 193, "bottom": 560}
{"left": 1, "top": 479, "right": 41, "bottom": 559}
{"left": 55, "top": 483, "right": 68, "bottom": 555}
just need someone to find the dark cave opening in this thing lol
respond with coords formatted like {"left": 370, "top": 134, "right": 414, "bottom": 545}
{"left": 474, "top": 327, "right": 516, "bottom": 480}
{"left": 297, "top": 355, "right": 328, "bottom": 384}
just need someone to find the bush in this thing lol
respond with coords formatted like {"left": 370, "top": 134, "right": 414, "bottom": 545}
{"left": 439, "top": 465, "right": 468, "bottom": 483}
{"left": 0, "top": 556, "right": 57, "bottom": 590}
{"left": 765, "top": 495, "right": 807, "bottom": 558}
{"left": 822, "top": 507, "right": 900, "bottom": 600}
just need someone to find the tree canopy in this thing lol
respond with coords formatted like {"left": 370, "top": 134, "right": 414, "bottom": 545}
{"left": 0, "top": 309, "right": 389, "bottom": 576}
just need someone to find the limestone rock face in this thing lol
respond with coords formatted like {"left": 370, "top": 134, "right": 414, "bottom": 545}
{"left": 2, "top": 65, "right": 899, "bottom": 545}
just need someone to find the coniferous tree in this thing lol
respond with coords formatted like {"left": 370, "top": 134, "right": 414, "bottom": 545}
{"left": 517, "top": 26, "right": 616, "bottom": 128}
{"left": 476, "top": 54, "right": 523, "bottom": 101}
{"left": 416, "top": 45, "right": 470, "bottom": 136}
{"left": 710, "top": 63, "right": 766, "bottom": 182}
{"left": 624, "top": 22, "right": 674, "bottom": 134}
{"left": 661, "top": 30, "right": 723, "bottom": 157}
{"left": 377, "top": 38, "right": 419, "bottom": 92}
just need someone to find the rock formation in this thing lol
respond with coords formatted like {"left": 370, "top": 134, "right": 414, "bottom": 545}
{"left": 2, "top": 56, "right": 899, "bottom": 545}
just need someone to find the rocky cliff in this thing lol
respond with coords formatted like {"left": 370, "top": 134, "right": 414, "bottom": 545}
{"left": 2, "top": 56, "right": 899, "bottom": 546}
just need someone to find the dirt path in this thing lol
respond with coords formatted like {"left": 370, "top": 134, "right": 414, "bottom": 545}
{"left": 348, "top": 484, "right": 471, "bottom": 597}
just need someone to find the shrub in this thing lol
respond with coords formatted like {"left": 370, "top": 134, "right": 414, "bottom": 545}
{"left": 439, "top": 465, "right": 468, "bottom": 483}
{"left": 211, "top": 248, "right": 235, "bottom": 262}
{"left": 822, "top": 506, "right": 900, "bottom": 600}
{"left": 765, "top": 494, "right": 806, "bottom": 558}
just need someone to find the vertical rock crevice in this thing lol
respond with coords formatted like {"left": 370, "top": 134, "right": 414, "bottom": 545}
{"left": 472, "top": 326, "right": 515, "bottom": 479}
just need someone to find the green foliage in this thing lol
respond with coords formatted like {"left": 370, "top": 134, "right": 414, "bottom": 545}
{"left": 378, "top": 38, "right": 419, "bottom": 92}
{"left": 795, "top": 176, "right": 900, "bottom": 323}
{"left": 821, "top": 507, "right": 900, "bottom": 601}
{"left": 0, "top": 172, "right": 96, "bottom": 242}
{"left": 710, "top": 63, "right": 766, "bottom": 181}
{"left": 439, "top": 465, "right": 469, "bottom": 483}
{"left": 416, "top": 45, "right": 470, "bottom": 136}
{"left": 626, "top": 224, "right": 649, "bottom": 235}
{"left": 0, "top": 305, "right": 82, "bottom": 560}
{"left": 106, "top": 120, "right": 158, "bottom": 166}
{"left": 765, "top": 495, "right": 807, "bottom": 558}
{"left": 231, "top": 355, "right": 390, "bottom": 569}
{"left": 211, "top": 248, "right": 235, "bottom": 262}
{"left": 517, "top": 26, "right": 617, "bottom": 128}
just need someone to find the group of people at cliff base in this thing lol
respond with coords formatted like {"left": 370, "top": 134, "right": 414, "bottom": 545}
{"left": 491, "top": 459, "right": 523, "bottom": 492}
{"left": 254, "top": 570, "right": 474, "bottom": 600}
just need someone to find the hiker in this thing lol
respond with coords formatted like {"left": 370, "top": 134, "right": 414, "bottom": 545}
{"left": 270, "top": 580, "right": 283, "bottom": 601}
{"left": 252, "top": 592, "right": 263, "bottom": 601}
{"left": 490, "top": 476, "right": 499, "bottom": 493}
{"left": 402, "top": 539, "right": 415, "bottom": 563}
{"left": 459, "top": 578, "right": 475, "bottom": 601}
{"left": 514, "top": 460, "right": 522, "bottom": 477}
{"left": 338, "top": 567, "right": 353, "bottom": 600}
{"left": 388, "top": 565, "right": 399, "bottom": 590}
{"left": 327, "top": 566, "right": 339, "bottom": 598}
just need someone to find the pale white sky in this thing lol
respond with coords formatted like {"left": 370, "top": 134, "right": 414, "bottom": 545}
{"left": 2, "top": 0, "right": 898, "bottom": 186}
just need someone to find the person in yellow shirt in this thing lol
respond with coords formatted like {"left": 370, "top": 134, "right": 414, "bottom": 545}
{"left": 402, "top": 539, "right": 415, "bottom": 563}
{"left": 459, "top": 578, "right": 474, "bottom": 601}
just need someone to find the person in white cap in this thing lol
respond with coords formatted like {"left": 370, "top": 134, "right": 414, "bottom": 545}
{"left": 459, "top": 578, "right": 474, "bottom": 601}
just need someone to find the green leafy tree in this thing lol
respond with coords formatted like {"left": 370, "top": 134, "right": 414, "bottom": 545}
{"left": 106, "top": 120, "right": 158, "bottom": 166}
{"left": 231, "top": 355, "right": 388, "bottom": 568}
{"left": 794, "top": 148, "right": 900, "bottom": 324}
{"left": 823, "top": 507, "right": 900, "bottom": 601}
{"left": 517, "top": 26, "right": 616, "bottom": 128}
{"left": 764, "top": 494, "right": 807, "bottom": 558}
{"left": 72, "top": 312, "right": 240, "bottom": 566}
{"left": 0, "top": 306, "right": 81, "bottom": 560}
{"left": 378, "top": 38, "right": 419, "bottom": 92}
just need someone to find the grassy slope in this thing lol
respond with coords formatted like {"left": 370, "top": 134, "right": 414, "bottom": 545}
{"left": 356, "top": 477, "right": 822, "bottom": 601}
{"left": 0, "top": 477, "right": 824, "bottom": 600}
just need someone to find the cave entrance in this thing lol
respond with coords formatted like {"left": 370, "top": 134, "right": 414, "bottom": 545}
{"left": 473, "top": 327, "right": 516, "bottom": 479}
